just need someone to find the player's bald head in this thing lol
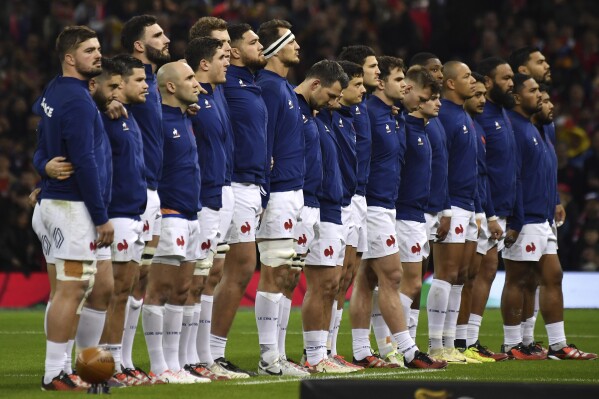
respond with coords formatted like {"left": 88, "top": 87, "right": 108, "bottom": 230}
{"left": 442, "top": 61, "right": 467, "bottom": 82}
{"left": 157, "top": 61, "right": 192, "bottom": 94}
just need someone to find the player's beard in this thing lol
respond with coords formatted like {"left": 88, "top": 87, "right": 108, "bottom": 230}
{"left": 146, "top": 45, "right": 171, "bottom": 68}
{"left": 489, "top": 84, "right": 515, "bottom": 109}
{"left": 78, "top": 64, "right": 102, "bottom": 80}
{"left": 244, "top": 55, "right": 267, "bottom": 71}
{"left": 92, "top": 91, "right": 109, "bottom": 112}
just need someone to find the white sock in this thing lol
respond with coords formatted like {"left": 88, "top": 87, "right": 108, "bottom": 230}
{"left": 331, "top": 308, "right": 343, "bottom": 356}
{"left": 393, "top": 330, "right": 418, "bottom": 363}
{"left": 210, "top": 334, "right": 227, "bottom": 362}
{"left": 503, "top": 324, "right": 522, "bottom": 349}
{"left": 44, "top": 300, "right": 51, "bottom": 336}
{"left": 326, "top": 300, "right": 338, "bottom": 352}
{"left": 442, "top": 284, "right": 463, "bottom": 349}
{"left": 197, "top": 295, "right": 213, "bottom": 364}
{"left": 427, "top": 279, "right": 451, "bottom": 350}
{"left": 409, "top": 309, "right": 420, "bottom": 340}
{"left": 121, "top": 296, "right": 143, "bottom": 369}
{"left": 105, "top": 344, "right": 122, "bottom": 373}
{"left": 44, "top": 340, "right": 68, "bottom": 384}
{"left": 456, "top": 324, "right": 468, "bottom": 348}
{"left": 522, "top": 316, "right": 536, "bottom": 346}
{"left": 141, "top": 304, "right": 168, "bottom": 375}
{"left": 400, "top": 293, "right": 413, "bottom": 327}
{"left": 304, "top": 330, "right": 326, "bottom": 366}
{"left": 352, "top": 328, "right": 372, "bottom": 361}
{"left": 187, "top": 303, "right": 201, "bottom": 365}
{"left": 534, "top": 286, "right": 540, "bottom": 319}
{"left": 163, "top": 303, "right": 183, "bottom": 372}
{"left": 319, "top": 330, "right": 329, "bottom": 360}
{"left": 277, "top": 296, "right": 292, "bottom": 358}
{"left": 64, "top": 339, "right": 74, "bottom": 374}
{"left": 255, "top": 291, "right": 282, "bottom": 359}
{"left": 467, "top": 314, "right": 482, "bottom": 347}
{"left": 76, "top": 307, "right": 107, "bottom": 350}
{"left": 546, "top": 321, "right": 567, "bottom": 349}
{"left": 178, "top": 305, "right": 194, "bottom": 367}
{"left": 371, "top": 290, "right": 393, "bottom": 357}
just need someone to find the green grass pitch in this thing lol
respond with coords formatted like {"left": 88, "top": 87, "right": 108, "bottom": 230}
{"left": 1, "top": 308, "right": 598, "bottom": 398}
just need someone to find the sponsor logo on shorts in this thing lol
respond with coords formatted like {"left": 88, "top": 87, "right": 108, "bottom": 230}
{"left": 42, "top": 235, "right": 51, "bottom": 256}
{"left": 176, "top": 236, "right": 185, "bottom": 247}
{"left": 411, "top": 242, "right": 421, "bottom": 255}
{"left": 386, "top": 235, "right": 396, "bottom": 247}
{"left": 455, "top": 224, "right": 464, "bottom": 235}
{"left": 324, "top": 245, "right": 334, "bottom": 258}
{"left": 201, "top": 240, "right": 211, "bottom": 250}
{"left": 117, "top": 239, "right": 129, "bottom": 252}
{"left": 53, "top": 228, "right": 64, "bottom": 249}
{"left": 526, "top": 242, "right": 536, "bottom": 253}
{"left": 284, "top": 219, "right": 293, "bottom": 231}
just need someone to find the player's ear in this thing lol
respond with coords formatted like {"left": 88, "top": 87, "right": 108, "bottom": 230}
{"left": 483, "top": 75, "right": 493, "bottom": 91}
{"left": 310, "top": 79, "right": 321, "bottom": 91}
{"left": 230, "top": 47, "right": 241, "bottom": 60}
{"left": 133, "top": 40, "right": 144, "bottom": 54}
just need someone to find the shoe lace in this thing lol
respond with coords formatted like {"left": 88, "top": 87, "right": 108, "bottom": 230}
{"left": 415, "top": 352, "right": 433, "bottom": 365}
{"left": 58, "top": 371, "right": 78, "bottom": 387}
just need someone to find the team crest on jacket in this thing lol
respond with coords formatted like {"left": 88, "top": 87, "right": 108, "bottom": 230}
{"left": 204, "top": 99, "right": 212, "bottom": 108}
{"left": 122, "top": 121, "right": 129, "bottom": 131}
{"left": 533, "top": 137, "right": 538, "bottom": 145}
{"left": 385, "top": 124, "right": 391, "bottom": 133}
{"left": 239, "top": 79, "right": 246, "bottom": 87}
{"left": 417, "top": 136, "right": 423, "bottom": 146}
{"left": 172, "top": 128, "right": 180, "bottom": 138}
{"left": 339, "top": 118, "right": 344, "bottom": 128}
{"left": 495, "top": 121, "right": 501, "bottom": 130}
{"left": 395, "top": 120, "right": 400, "bottom": 130}
{"left": 302, "top": 114, "right": 308, "bottom": 124}
{"left": 355, "top": 105, "right": 361, "bottom": 115}
{"left": 288, "top": 99, "right": 294, "bottom": 109}
{"left": 462, "top": 125, "right": 468, "bottom": 133}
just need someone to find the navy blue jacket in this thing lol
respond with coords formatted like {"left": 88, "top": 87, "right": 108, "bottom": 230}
{"left": 424, "top": 118, "right": 450, "bottom": 213}
{"left": 223, "top": 65, "right": 267, "bottom": 186}
{"left": 130, "top": 64, "right": 163, "bottom": 190}
{"left": 365, "top": 95, "right": 405, "bottom": 209}
{"left": 475, "top": 100, "right": 517, "bottom": 217}
{"left": 472, "top": 119, "right": 495, "bottom": 217}
{"left": 213, "top": 85, "right": 234, "bottom": 185}
{"left": 158, "top": 104, "right": 201, "bottom": 219}
{"left": 315, "top": 115, "right": 343, "bottom": 224}
{"left": 507, "top": 110, "right": 550, "bottom": 232}
{"left": 538, "top": 122, "right": 559, "bottom": 222}
{"left": 256, "top": 70, "right": 304, "bottom": 207}
{"left": 331, "top": 105, "right": 358, "bottom": 207}
{"left": 396, "top": 114, "right": 432, "bottom": 222}
{"left": 353, "top": 97, "right": 371, "bottom": 196}
{"left": 32, "top": 75, "right": 110, "bottom": 226}
{"left": 102, "top": 108, "right": 147, "bottom": 219}
{"left": 191, "top": 83, "right": 227, "bottom": 210}
{"left": 438, "top": 99, "right": 478, "bottom": 211}
{"left": 297, "top": 94, "right": 321, "bottom": 208}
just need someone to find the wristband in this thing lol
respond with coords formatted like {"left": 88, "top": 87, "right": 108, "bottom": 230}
{"left": 475, "top": 213, "right": 485, "bottom": 221}
{"left": 488, "top": 215, "right": 498, "bottom": 222}
{"left": 441, "top": 209, "right": 452, "bottom": 217}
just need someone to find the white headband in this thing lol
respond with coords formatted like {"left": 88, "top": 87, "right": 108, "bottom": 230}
{"left": 263, "top": 29, "right": 295, "bottom": 59}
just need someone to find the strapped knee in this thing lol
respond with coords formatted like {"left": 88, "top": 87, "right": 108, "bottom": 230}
{"left": 214, "top": 242, "right": 230, "bottom": 259}
{"left": 194, "top": 251, "right": 215, "bottom": 276}
{"left": 258, "top": 239, "right": 296, "bottom": 267}
{"left": 141, "top": 246, "right": 156, "bottom": 266}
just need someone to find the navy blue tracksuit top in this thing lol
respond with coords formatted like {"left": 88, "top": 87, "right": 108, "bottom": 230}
{"left": 472, "top": 119, "right": 496, "bottom": 217}
{"left": 213, "top": 85, "right": 234, "bottom": 185}
{"left": 424, "top": 117, "right": 450, "bottom": 213}
{"left": 538, "top": 122, "right": 559, "bottom": 223}
{"left": 191, "top": 83, "right": 227, "bottom": 210}
{"left": 332, "top": 105, "right": 358, "bottom": 207}
{"left": 130, "top": 64, "right": 163, "bottom": 191}
{"left": 256, "top": 70, "right": 305, "bottom": 208}
{"left": 475, "top": 100, "right": 517, "bottom": 217}
{"left": 438, "top": 99, "right": 479, "bottom": 211}
{"left": 396, "top": 114, "right": 432, "bottom": 223}
{"left": 297, "top": 94, "right": 322, "bottom": 208}
{"left": 315, "top": 115, "right": 343, "bottom": 225}
{"left": 102, "top": 108, "right": 147, "bottom": 219}
{"left": 353, "top": 97, "right": 372, "bottom": 196}
{"left": 223, "top": 65, "right": 267, "bottom": 186}
{"left": 507, "top": 110, "right": 550, "bottom": 232}
{"left": 365, "top": 95, "right": 404, "bottom": 209}
{"left": 32, "top": 75, "right": 110, "bottom": 226}
{"left": 158, "top": 104, "right": 201, "bottom": 219}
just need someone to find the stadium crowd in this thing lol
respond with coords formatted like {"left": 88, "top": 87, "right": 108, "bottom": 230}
{"left": 1, "top": 0, "right": 599, "bottom": 274}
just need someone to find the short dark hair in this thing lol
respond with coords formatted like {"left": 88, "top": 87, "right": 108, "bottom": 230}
{"left": 189, "top": 17, "right": 227, "bottom": 41}
{"left": 409, "top": 52, "right": 439, "bottom": 67}
{"left": 406, "top": 65, "right": 440, "bottom": 95}
{"left": 257, "top": 19, "right": 292, "bottom": 50}
{"left": 513, "top": 72, "right": 533, "bottom": 95}
{"left": 477, "top": 56, "right": 509, "bottom": 79}
{"left": 471, "top": 71, "right": 486, "bottom": 84}
{"left": 305, "top": 60, "right": 349, "bottom": 89}
{"left": 56, "top": 25, "right": 97, "bottom": 62}
{"left": 96, "top": 56, "right": 124, "bottom": 79}
{"left": 228, "top": 23, "right": 253, "bottom": 45}
{"left": 508, "top": 46, "right": 540, "bottom": 72}
{"left": 111, "top": 54, "right": 144, "bottom": 79}
{"left": 538, "top": 83, "right": 551, "bottom": 94}
{"left": 377, "top": 56, "right": 404, "bottom": 82}
{"left": 338, "top": 45, "right": 376, "bottom": 67}
{"left": 337, "top": 61, "right": 364, "bottom": 79}
{"left": 121, "top": 15, "right": 158, "bottom": 53}
{"left": 185, "top": 37, "right": 223, "bottom": 72}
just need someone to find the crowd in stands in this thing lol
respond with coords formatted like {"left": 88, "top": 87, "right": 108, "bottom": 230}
{"left": 1, "top": 0, "right": 598, "bottom": 273}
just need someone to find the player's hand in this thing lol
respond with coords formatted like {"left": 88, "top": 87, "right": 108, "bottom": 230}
{"left": 45, "top": 156, "right": 74, "bottom": 180}
{"left": 504, "top": 229, "right": 519, "bottom": 248}
{"left": 96, "top": 221, "right": 114, "bottom": 248}
{"left": 186, "top": 103, "right": 200, "bottom": 116}
{"left": 105, "top": 100, "right": 127, "bottom": 120}
{"left": 476, "top": 218, "right": 482, "bottom": 238}
{"left": 555, "top": 204, "right": 566, "bottom": 227}
{"left": 391, "top": 105, "right": 400, "bottom": 116}
{"left": 28, "top": 188, "right": 41, "bottom": 208}
{"left": 436, "top": 216, "right": 451, "bottom": 242}
{"left": 488, "top": 219, "right": 503, "bottom": 240}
